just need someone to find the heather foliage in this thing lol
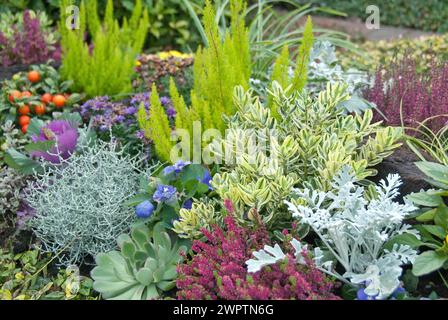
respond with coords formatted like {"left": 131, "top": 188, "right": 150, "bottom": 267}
{"left": 0, "top": 10, "right": 60, "bottom": 67}
{"left": 364, "top": 57, "right": 448, "bottom": 133}
{"left": 138, "top": 0, "right": 251, "bottom": 162}
{"left": 59, "top": 0, "right": 149, "bottom": 97}
{"left": 176, "top": 216, "right": 339, "bottom": 300}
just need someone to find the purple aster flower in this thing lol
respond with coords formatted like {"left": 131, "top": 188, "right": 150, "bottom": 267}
{"left": 166, "top": 106, "right": 176, "bottom": 118}
{"left": 31, "top": 120, "right": 79, "bottom": 164}
{"left": 130, "top": 92, "right": 151, "bottom": 110}
{"left": 160, "top": 96, "right": 170, "bottom": 106}
{"left": 124, "top": 106, "right": 137, "bottom": 115}
{"left": 135, "top": 200, "right": 155, "bottom": 218}
{"left": 153, "top": 184, "right": 177, "bottom": 203}
{"left": 115, "top": 115, "right": 125, "bottom": 123}
{"left": 135, "top": 130, "right": 146, "bottom": 140}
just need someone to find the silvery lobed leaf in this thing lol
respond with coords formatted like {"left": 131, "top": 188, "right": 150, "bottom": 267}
{"left": 246, "top": 244, "right": 286, "bottom": 273}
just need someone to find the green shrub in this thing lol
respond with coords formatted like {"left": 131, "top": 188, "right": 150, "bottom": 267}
{"left": 0, "top": 248, "right": 96, "bottom": 300}
{"left": 299, "top": 0, "right": 448, "bottom": 32}
{"left": 138, "top": 0, "right": 251, "bottom": 162}
{"left": 173, "top": 82, "right": 403, "bottom": 234}
{"left": 339, "top": 34, "right": 448, "bottom": 73}
{"left": 58, "top": 0, "right": 149, "bottom": 97}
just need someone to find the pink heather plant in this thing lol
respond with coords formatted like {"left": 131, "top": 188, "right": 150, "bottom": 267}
{"left": 176, "top": 215, "right": 339, "bottom": 300}
{"left": 0, "top": 10, "right": 60, "bottom": 67}
{"left": 364, "top": 57, "right": 448, "bottom": 133}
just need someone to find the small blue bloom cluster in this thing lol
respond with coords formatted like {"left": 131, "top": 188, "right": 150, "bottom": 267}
{"left": 153, "top": 184, "right": 177, "bottom": 203}
{"left": 135, "top": 200, "right": 155, "bottom": 218}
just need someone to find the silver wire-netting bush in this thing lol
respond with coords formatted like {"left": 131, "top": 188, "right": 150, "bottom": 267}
{"left": 25, "top": 140, "right": 141, "bottom": 266}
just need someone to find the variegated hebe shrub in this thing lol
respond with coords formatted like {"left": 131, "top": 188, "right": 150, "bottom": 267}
{"left": 174, "top": 82, "right": 403, "bottom": 233}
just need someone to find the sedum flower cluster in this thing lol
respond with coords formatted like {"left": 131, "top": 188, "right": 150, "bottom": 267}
{"left": 25, "top": 141, "right": 142, "bottom": 266}
{"left": 283, "top": 167, "right": 419, "bottom": 299}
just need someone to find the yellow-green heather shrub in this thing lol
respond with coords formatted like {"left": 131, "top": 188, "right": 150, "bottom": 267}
{"left": 269, "top": 16, "right": 314, "bottom": 117}
{"left": 181, "top": 0, "right": 251, "bottom": 134}
{"left": 137, "top": 83, "right": 173, "bottom": 162}
{"left": 58, "top": 0, "right": 149, "bottom": 97}
{"left": 138, "top": 0, "right": 251, "bottom": 162}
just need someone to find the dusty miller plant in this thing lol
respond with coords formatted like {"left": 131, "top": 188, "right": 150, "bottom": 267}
{"left": 307, "top": 41, "right": 372, "bottom": 114}
{"left": 25, "top": 140, "right": 144, "bottom": 266}
{"left": 276, "top": 167, "right": 419, "bottom": 299}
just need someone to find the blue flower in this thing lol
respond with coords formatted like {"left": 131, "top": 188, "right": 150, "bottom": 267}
{"left": 356, "top": 288, "right": 378, "bottom": 300}
{"left": 391, "top": 286, "right": 406, "bottom": 299}
{"left": 163, "top": 160, "right": 191, "bottom": 175}
{"left": 135, "top": 201, "right": 155, "bottom": 218}
{"left": 198, "top": 169, "right": 212, "bottom": 190}
{"left": 183, "top": 199, "right": 193, "bottom": 210}
{"left": 153, "top": 184, "right": 177, "bottom": 203}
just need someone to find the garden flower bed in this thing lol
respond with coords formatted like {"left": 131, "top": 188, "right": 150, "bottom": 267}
{"left": 0, "top": 0, "right": 447, "bottom": 304}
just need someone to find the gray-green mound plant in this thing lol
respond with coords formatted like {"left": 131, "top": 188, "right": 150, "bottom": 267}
{"left": 25, "top": 140, "right": 143, "bottom": 266}
{"left": 91, "top": 223, "right": 188, "bottom": 300}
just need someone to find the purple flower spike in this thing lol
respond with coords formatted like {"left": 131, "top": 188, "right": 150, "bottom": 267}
{"left": 31, "top": 120, "right": 79, "bottom": 164}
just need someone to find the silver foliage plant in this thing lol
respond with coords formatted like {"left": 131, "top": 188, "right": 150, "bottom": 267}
{"left": 247, "top": 167, "right": 419, "bottom": 299}
{"left": 307, "top": 41, "right": 373, "bottom": 114}
{"left": 25, "top": 140, "right": 143, "bottom": 266}
{"left": 0, "top": 166, "right": 27, "bottom": 216}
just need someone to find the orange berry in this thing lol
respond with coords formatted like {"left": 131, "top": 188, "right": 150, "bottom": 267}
{"left": 27, "top": 70, "right": 41, "bottom": 83}
{"left": 8, "top": 90, "right": 21, "bottom": 103}
{"left": 18, "top": 115, "right": 30, "bottom": 127}
{"left": 41, "top": 93, "right": 52, "bottom": 104}
{"left": 18, "top": 105, "right": 31, "bottom": 115}
{"left": 21, "top": 124, "right": 29, "bottom": 134}
{"left": 22, "top": 91, "right": 32, "bottom": 98}
{"left": 34, "top": 103, "right": 46, "bottom": 115}
{"left": 52, "top": 94, "right": 66, "bottom": 108}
